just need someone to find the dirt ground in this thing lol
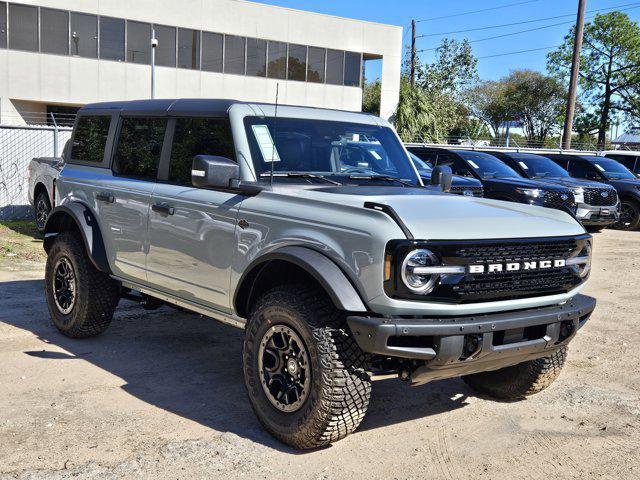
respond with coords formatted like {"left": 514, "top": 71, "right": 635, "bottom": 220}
{"left": 0, "top": 223, "right": 638, "bottom": 480}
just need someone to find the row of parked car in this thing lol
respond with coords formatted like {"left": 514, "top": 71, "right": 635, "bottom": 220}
{"left": 406, "top": 145, "right": 640, "bottom": 232}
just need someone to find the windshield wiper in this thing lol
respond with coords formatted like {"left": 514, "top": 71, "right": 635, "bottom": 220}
{"left": 259, "top": 172, "right": 342, "bottom": 185}
{"left": 348, "top": 174, "right": 414, "bottom": 187}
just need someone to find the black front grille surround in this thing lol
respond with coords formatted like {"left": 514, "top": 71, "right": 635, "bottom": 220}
{"left": 543, "top": 189, "right": 576, "bottom": 211}
{"left": 384, "top": 235, "right": 591, "bottom": 304}
{"left": 583, "top": 187, "right": 618, "bottom": 206}
{"left": 449, "top": 185, "right": 484, "bottom": 197}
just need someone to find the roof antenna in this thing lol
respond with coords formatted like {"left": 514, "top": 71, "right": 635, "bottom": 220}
{"left": 270, "top": 83, "right": 280, "bottom": 187}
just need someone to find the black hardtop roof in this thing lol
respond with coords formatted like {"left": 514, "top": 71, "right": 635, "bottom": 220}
{"left": 79, "top": 98, "right": 241, "bottom": 117}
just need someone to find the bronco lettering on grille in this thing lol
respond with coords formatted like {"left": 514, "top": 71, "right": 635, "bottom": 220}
{"left": 468, "top": 259, "right": 566, "bottom": 274}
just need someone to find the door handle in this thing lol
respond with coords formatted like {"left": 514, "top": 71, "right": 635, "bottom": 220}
{"left": 96, "top": 192, "right": 115, "bottom": 203}
{"left": 152, "top": 202, "right": 175, "bottom": 215}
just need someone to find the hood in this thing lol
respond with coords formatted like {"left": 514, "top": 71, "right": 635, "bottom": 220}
{"left": 271, "top": 185, "right": 584, "bottom": 240}
{"left": 420, "top": 172, "right": 482, "bottom": 188}
{"left": 481, "top": 177, "right": 571, "bottom": 191}
{"left": 529, "top": 177, "right": 609, "bottom": 189}
{"left": 608, "top": 178, "right": 640, "bottom": 190}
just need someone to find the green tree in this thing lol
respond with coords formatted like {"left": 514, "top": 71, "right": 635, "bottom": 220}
{"left": 548, "top": 11, "right": 640, "bottom": 146}
{"left": 362, "top": 80, "right": 381, "bottom": 116}
{"left": 503, "top": 69, "right": 565, "bottom": 145}
{"left": 465, "top": 80, "right": 512, "bottom": 138}
{"left": 420, "top": 38, "right": 478, "bottom": 94}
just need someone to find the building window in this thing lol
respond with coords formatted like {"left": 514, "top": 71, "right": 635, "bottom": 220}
{"left": 8, "top": 4, "right": 38, "bottom": 52}
{"left": 127, "top": 20, "right": 150, "bottom": 64}
{"left": 169, "top": 118, "right": 235, "bottom": 185}
{"left": 0, "top": 2, "right": 6, "bottom": 49}
{"left": 307, "top": 47, "right": 325, "bottom": 83}
{"left": 70, "top": 12, "right": 97, "bottom": 58}
{"left": 40, "top": 8, "right": 69, "bottom": 55}
{"left": 113, "top": 117, "right": 167, "bottom": 179}
{"left": 246, "top": 38, "right": 266, "bottom": 77}
{"left": 201, "top": 31, "right": 223, "bottom": 72}
{"left": 178, "top": 27, "right": 200, "bottom": 69}
{"left": 224, "top": 35, "right": 245, "bottom": 75}
{"left": 287, "top": 44, "right": 306, "bottom": 81}
{"left": 326, "top": 49, "right": 344, "bottom": 85}
{"left": 344, "top": 51, "right": 361, "bottom": 87}
{"left": 99, "top": 16, "right": 125, "bottom": 61}
{"left": 154, "top": 24, "right": 176, "bottom": 67}
{"left": 70, "top": 115, "right": 111, "bottom": 163}
{"left": 267, "top": 41, "right": 286, "bottom": 79}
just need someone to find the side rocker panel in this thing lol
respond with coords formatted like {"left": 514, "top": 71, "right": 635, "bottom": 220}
{"left": 43, "top": 204, "right": 111, "bottom": 274}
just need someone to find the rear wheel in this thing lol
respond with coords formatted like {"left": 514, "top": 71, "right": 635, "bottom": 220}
{"left": 615, "top": 200, "right": 640, "bottom": 230}
{"left": 45, "top": 232, "right": 119, "bottom": 338}
{"left": 462, "top": 347, "right": 567, "bottom": 400}
{"left": 243, "top": 284, "right": 371, "bottom": 449}
{"left": 34, "top": 191, "right": 51, "bottom": 233}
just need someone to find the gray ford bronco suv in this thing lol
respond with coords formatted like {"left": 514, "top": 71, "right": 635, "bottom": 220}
{"left": 43, "top": 99, "right": 596, "bottom": 449}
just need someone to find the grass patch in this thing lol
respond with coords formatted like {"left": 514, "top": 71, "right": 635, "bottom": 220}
{"left": 0, "top": 220, "right": 46, "bottom": 268}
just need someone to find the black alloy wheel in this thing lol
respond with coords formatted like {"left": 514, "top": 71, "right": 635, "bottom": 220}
{"left": 34, "top": 191, "right": 51, "bottom": 233}
{"left": 615, "top": 200, "right": 640, "bottom": 230}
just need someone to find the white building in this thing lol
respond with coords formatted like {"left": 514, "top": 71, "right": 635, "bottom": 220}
{"left": 0, "top": 0, "right": 402, "bottom": 124}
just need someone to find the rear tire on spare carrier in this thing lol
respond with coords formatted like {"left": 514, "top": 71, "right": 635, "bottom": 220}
{"left": 462, "top": 347, "right": 567, "bottom": 400}
{"left": 242, "top": 284, "right": 371, "bottom": 449}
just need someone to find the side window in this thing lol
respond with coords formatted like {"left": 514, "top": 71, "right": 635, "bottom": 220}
{"left": 70, "top": 115, "right": 111, "bottom": 163}
{"left": 169, "top": 118, "right": 235, "bottom": 186}
{"left": 113, "top": 117, "right": 167, "bottom": 179}
{"left": 607, "top": 154, "right": 635, "bottom": 170}
{"left": 568, "top": 160, "right": 597, "bottom": 179}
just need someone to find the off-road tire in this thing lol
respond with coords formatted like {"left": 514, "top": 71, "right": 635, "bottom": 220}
{"left": 45, "top": 232, "right": 119, "bottom": 338}
{"left": 34, "top": 190, "right": 51, "bottom": 234}
{"left": 462, "top": 347, "right": 567, "bottom": 400}
{"left": 615, "top": 199, "right": 640, "bottom": 231}
{"left": 243, "top": 284, "right": 371, "bottom": 449}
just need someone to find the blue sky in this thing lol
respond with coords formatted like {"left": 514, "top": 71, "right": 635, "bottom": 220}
{"left": 257, "top": 0, "right": 640, "bottom": 82}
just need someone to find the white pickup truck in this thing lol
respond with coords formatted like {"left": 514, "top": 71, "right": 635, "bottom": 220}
{"left": 28, "top": 140, "right": 69, "bottom": 233}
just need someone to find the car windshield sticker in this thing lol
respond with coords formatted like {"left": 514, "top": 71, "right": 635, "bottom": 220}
{"left": 468, "top": 160, "right": 480, "bottom": 169}
{"left": 369, "top": 150, "right": 382, "bottom": 160}
{"left": 518, "top": 161, "right": 529, "bottom": 170}
{"left": 252, "top": 125, "right": 280, "bottom": 162}
{"left": 594, "top": 163, "right": 605, "bottom": 172}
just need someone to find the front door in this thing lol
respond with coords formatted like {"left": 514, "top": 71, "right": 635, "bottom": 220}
{"left": 145, "top": 117, "right": 241, "bottom": 312}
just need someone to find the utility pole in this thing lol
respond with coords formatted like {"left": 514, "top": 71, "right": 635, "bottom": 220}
{"left": 410, "top": 19, "right": 416, "bottom": 87}
{"left": 562, "top": 0, "right": 587, "bottom": 150}
{"left": 151, "top": 28, "right": 158, "bottom": 99}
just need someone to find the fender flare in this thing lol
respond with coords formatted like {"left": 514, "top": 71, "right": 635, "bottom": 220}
{"left": 234, "top": 246, "right": 368, "bottom": 315}
{"left": 43, "top": 203, "right": 111, "bottom": 274}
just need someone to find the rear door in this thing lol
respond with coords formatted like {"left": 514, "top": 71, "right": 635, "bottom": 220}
{"left": 96, "top": 116, "right": 167, "bottom": 282}
{"left": 146, "top": 116, "right": 241, "bottom": 312}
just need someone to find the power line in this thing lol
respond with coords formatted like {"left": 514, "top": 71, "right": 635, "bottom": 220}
{"left": 416, "top": 2, "right": 640, "bottom": 38}
{"left": 415, "top": 0, "right": 539, "bottom": 23}
{"left": 477, "top": 45, "right": 558, "bottom": 59}
{"left": 416, "top": 4, "right": 640, "bottom": 53}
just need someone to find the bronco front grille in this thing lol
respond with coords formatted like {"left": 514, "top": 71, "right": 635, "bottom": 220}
{"left": 543, "top": 190, "right": 576, "bottom": 211}
{"left": 449, "top": 185, "right": 484, "bottom": 197}
{"left": 384, "top": 236, "right": 590, "bottom": 304}
{"left": 584, "top": 187, "right": 617, "bottom": 206}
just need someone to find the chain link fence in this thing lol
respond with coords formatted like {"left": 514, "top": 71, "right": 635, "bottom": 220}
{"left": 402, "top": 134, "right": 601, "bottom": 152}
{"left": 0, "top": 121, "right": 73, "bottom": 221}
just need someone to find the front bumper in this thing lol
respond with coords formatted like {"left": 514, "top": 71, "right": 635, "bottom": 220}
{"left": 576, "top": 203, "right": 619, "bottom": 225}
{"left": 347, "top": 294, "right": 596, "bottom": 385}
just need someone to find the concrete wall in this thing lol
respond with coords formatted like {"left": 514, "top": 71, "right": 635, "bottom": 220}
{"left": 0, "top": 0, "right": 402, "bottom": 120}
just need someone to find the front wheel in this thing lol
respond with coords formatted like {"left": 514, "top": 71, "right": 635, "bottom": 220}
{"left": 462, "top": 347, "right": 567, "bottom": 400}
{"left": 615, "top": 200, "right": 640, "bottom": 230}
{"left": 243, "top": 285, "right": 371, "bottom": 449}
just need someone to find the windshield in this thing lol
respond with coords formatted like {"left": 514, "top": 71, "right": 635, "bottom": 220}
{"left": 409, "top": 152, "right": 432, "bottom": 173}
{"left": 455, "top": 151, "right": 521, "bottom": 179}
{"left": 511, "top": 154, "right": 570, "bottom": 178}
{"left": 244, "top": 116, "right": 420, "bottom": 185}
{"left": 585, "top": 157, "right": 637, "bottom": 180}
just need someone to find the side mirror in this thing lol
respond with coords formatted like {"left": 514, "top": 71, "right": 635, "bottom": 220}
{"left": 191, "top": 155, "right": 239, "bottom": 189}
{"left": 430, "top": 165, "right": 453, "bottom": 193}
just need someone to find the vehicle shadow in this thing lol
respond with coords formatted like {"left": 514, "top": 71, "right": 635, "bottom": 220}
{"left": 1, "top": 278, "right": 476, "bottom": 453}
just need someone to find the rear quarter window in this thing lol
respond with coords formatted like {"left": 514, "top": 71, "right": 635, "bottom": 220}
{"left": 70, "top": 115, "right": 112, "bottom": 163}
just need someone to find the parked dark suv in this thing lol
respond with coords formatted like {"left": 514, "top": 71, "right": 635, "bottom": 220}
{"left": 542, "top": 153, "right": 640, "bottom": 230}
{"left": 485, "top": 151, "right": 619, "bottom": 231}
{"left": 408, "top": 152, "right": 484, "bottom": 196}
{"left": 407, "top": 147, "right": 576, "bottom": 215}
{"left": 600, "top": 151, "right": 640, "bottom": 177}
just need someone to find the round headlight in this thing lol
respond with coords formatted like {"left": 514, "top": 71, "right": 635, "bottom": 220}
{"left": 401, "top": 249, "right": 440, "bottom": 294}
{"left": 571, "top": 240, "right": 592, "bottom": 278}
